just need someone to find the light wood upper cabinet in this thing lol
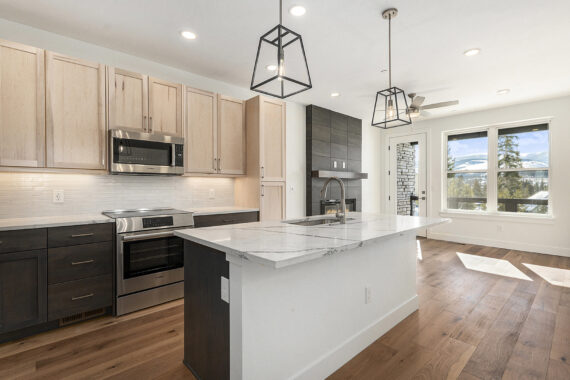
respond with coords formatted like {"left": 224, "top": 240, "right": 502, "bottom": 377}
{"left": 260, "top": 182, "right": 286, "bottom": 221}
{"left": 217, "top": 95, "right": 246, "bottom": 175}
{"left": 108, "top": 67, "right": 148, "bottom": 132}
{"left": 149, "top": 77, "right": 182, "bottom": 136}
{"left": 0, "top": 40, "right": 45, "bottom": 168}
{"left": 185, "top": 87, "right": 217, "bottom": 173}
{"left": 260, "top": 97, "right": 286, "bottom": 181}
{"left": 46, "top": 52, "right": 106, "bottom": 169}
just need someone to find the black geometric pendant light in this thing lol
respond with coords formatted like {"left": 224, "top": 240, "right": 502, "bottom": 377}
{"left": 371, "top": 8, "right": 412, "bottom": 128}
{"left": 250, "top": 0, "right": 312, "bottom": 99}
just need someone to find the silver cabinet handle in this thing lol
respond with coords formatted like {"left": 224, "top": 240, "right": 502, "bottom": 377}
{"left": 218, "top": 158, "right": 221, "bottom": 171}
{"left": 261, "top": 184, "right": 265, "bottom": 196}
{"left": 71, "top": 259, "right": 95, "bottom": 266}
{"left": 143, "top": 115, "right": 148, "bottom": 131}
{"left": 71, "top": 233, "right": 94, "bottom": 238}
{"left": 72, "top": 293, "right": 94, "bottom": 301}
{"left": 171, "top": 144, "right": 176, "bottom": 167}
{"left": 149, "top": 116, "right": 153, "bottom": 132}
{"left": 213, "top": 157, "right": 217, "bottom": 170}
{"left": 261, "top": 166, "right": 265, "bottom": 178}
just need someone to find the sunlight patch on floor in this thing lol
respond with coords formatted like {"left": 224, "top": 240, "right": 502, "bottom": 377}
{"left": 523, "top": 263, "right": 570, "bottom": 288}
{"left": 456, "top": 252, "right": 532, "bottom": 281}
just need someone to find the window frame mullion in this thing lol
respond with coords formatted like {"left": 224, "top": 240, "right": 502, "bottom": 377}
{"left": 487, "top": 127, "right": 498, "bottom": 212}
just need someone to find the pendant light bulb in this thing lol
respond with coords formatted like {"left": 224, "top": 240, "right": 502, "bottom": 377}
{"left": 386, "top": 98, "right": 395, "bottom": 119}
{"left": 278, "top": 48, "right": 285, "bottom": 81}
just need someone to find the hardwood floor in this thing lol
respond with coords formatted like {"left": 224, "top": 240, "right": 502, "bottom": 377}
{"left": 0, "top": 238, "right": 569, "bottom": 380}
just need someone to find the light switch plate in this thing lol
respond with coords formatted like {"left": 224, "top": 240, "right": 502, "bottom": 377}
{"left": 53, "top": 190, "right": 64, "bottom": 203}
{"left": 220, "top": 276, "right": 229, "bottom": 303}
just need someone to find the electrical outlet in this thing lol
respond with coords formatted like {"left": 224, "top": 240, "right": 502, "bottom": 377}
{"left": 365, "top": 286, "right": 372, "bottom": 304}
{"left": 53, "top": 190, "right": 64, "bottom": 203}
{"left": 208, "top": 189, "right": 215, "bottom": 199}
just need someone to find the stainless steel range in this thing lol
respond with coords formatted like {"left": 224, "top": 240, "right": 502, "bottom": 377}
{"left": 102, "top": 208, "right": 194, "bottom": 315}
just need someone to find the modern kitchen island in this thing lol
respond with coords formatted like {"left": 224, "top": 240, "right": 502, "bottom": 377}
{"left": 175, "top": 213, "right": 448, "bottom": 380}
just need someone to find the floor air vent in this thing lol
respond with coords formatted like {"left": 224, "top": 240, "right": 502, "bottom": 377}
{"left": 59, "top": 308, "right": 106, "bottom": 327}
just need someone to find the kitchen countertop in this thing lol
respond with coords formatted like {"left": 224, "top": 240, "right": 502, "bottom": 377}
{"left": 0, "top": 214, "right": 113, "bottom": 231}
{"left": 175, "top": 213, "right": 449, "bottom": 268}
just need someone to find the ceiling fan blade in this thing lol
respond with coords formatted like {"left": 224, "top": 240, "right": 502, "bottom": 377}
{"left": 422, "top": 100, "right": 459, "bottom": 110}
{"left": 411, "top": 96, "right": 425, "bottom": 107}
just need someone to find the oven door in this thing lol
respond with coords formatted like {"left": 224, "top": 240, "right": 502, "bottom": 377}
{"left": 110, "top": 129, "right": 184, "bottom": 175}
{"left": 117, "top": 229, "right": 185, "bottom": 296}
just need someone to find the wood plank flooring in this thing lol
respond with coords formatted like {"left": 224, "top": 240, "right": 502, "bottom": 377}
{"left": 0, "top": 238, "right": 569, "bottom": 379}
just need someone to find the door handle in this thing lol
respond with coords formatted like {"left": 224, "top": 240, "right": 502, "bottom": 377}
{"left": 71, "top": 233, "right": 94, "bottom": 238}
{"left": 71, "top": 293, "right": 94, "bottom": 301}
{"left": 71, "top": 259, "right": 95, "bottom": 266}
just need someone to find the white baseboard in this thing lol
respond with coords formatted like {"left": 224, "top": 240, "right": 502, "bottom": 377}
{"left": 293, "top": 295, "right": 419, "bottom": 380}
{"left": 428, "top": 231, "right": 570, "bottom": 257}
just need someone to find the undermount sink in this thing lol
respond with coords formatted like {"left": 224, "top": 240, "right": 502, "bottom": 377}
{"left": 285, "top": 217, "right": 354, "bottom": 226}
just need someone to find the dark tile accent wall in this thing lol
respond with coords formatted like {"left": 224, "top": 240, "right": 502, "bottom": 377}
{"left": 306, "top": 105, "right": 363, "bottom": 216}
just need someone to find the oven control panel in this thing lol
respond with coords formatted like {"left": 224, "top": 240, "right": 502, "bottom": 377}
{"left": 142, "top": 216, "right": 174, "bottom": 229}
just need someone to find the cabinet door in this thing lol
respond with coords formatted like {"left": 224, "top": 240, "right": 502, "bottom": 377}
{"left": 108, "top": 67, "right": 148, "bottom": 132}
{"left": 217, "top": 95, "right": 245, "bottom": 175}
{"left": 46, "top": 52, "right": 106, "bottom": 169}
{"left": 0, "top": 250, "right": 47, "bottom": 333}
{"left": 260, "top": 182, "right": 286, "bottom": 221}
{"left": 260, "top": 97, "right": 286, "bottom": 181}
{"left": 149, "top": 77, "right": 182, "bottom": 136}
{"left": 185, "top": 87, "right": 217, "bottom": 173}
{"left": 0, "top": 40, "right": 45, "bottom": 167}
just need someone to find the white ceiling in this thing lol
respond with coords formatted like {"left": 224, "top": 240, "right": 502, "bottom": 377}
{"left": 1, "top": 0, "right": 569, "bottom": 121}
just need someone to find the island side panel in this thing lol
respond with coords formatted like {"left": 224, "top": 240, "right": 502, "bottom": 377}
{"left": 183, "top": 240, "right": 230, "bottom": 380}
{"left": 238, "top": 231, "right": 418, "bottom": 380}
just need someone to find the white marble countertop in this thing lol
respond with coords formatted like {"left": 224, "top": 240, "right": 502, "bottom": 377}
{"left": 188, "top": 207, "right": 259, "bottom": 216}
{"left": 0, "top": 214, "right": 113, "bottom": 231}
{"left": 175, "top": 213, "right": 449, "bottom": 268}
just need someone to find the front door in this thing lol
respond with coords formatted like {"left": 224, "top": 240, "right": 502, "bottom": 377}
{"left": 389, "top": 133, "right": 428, "bottom": 237}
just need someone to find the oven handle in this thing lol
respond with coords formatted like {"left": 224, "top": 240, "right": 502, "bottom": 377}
{"left": 121, "top": 231, "right": 176, "bottom": 242}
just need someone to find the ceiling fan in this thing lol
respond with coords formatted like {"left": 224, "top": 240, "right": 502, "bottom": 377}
{"left": 407, "top": 93, "right": 459, "bottom": 119}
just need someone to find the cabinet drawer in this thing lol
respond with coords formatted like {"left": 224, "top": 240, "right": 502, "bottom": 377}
{"left": 48, "top": 241, "right": 112, "bottom": 284}
{"left": 48, "top": 274, "right": 112, "bottom": 320}
{"left": 48, "top": 223, "right": 113, "bottom": 248}
{"left": 0, "top": 229, "right": 47, "bottom": 254}
{"left": 194, "top": 211, "right": 259, "bottom": 228}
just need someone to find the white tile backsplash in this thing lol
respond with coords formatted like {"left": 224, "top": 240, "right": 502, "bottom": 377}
{"left": 0, "top": 173, "right": 235, "bottom": 218}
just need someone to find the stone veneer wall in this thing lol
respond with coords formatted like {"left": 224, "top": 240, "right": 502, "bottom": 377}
{"left": 396, "top": 143, "right": 416, "bottom": 216}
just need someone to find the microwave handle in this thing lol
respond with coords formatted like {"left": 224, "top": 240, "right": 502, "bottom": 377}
{"left": 171, "top": 144, "right": 176, "bottom": 167}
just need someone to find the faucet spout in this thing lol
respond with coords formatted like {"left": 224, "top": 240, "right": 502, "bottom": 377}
{"left": 320, "top": 176, "right": 346, "bottom": 223}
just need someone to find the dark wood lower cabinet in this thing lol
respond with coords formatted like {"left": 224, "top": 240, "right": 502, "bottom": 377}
{"left": 194, "top": 211, "right": 259, "bottom": 228}
{"left": 0, "top": 249, "right": 47, "bottom": 333}
{"left": 48, "top": 274, "right": 112, "bottom": 320}
{"left": 183, "top": 240, "right": 230, "bottom": 380}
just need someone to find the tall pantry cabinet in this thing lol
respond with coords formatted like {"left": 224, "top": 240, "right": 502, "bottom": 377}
{"left": 235, "top": 96, "right": 286, "bottom": 221}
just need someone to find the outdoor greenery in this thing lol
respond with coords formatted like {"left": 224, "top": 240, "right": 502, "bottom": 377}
{"left": 447, "top": 134, "right": 548, "bottom": 213}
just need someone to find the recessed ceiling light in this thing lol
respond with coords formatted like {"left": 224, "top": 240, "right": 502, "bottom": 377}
{"left": 181, "top": 31, "right": 197, "bottom": 40}
{"left": 266, "top": 64, "right": 277, "bottom": 71}
{"left": 331, "top": 92, "right": 340, "bottom": 97}
{"left": 289, "top": 5, "right": 306, "bottom": 16}
{"left": 463, "top": 48, "right": 480, "bottom": 56}
{"left": 497, "top": 89, "right": 510, "bottom": 95}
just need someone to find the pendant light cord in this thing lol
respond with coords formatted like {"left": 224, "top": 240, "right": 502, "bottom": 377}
{"left": 388, "top": 14, "right": 392, "bottom": 89}
{"left": 279, "top": 0, "right": 282, "bottom": 24}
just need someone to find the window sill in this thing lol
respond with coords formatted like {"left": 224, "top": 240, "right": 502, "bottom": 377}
{"left": 439, "top": 210, "right": 555, "bottom": 224}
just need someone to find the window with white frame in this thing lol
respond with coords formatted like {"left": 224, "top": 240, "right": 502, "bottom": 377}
{"left": 445, "top": 122, "right": 550, "bottom": 215}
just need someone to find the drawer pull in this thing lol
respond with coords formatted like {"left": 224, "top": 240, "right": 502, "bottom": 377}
{"left": 71, "top": 259, "right": 95, "bottom": 266}
{"left": 222, "top": 219, "right": 236, "bottom": 223}
{"left": 71, "top": 233, "right": 95, "bottom": 238}
{"left": 71, "top": 293, "right": 94, "bottom": 301}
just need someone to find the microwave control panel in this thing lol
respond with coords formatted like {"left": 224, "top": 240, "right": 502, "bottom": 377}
{"left": 142, "top": 216, "right": 174, "bottom": 229}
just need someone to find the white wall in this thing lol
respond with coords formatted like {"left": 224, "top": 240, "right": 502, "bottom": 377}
{"left": 361, "top": 119, "right": 382, "bottom": 213}
{"left": 0, "top": 17, "right": 308, "bottom": 217}
{"left": 379, "top": 96, "right": 570, "bottom": 257}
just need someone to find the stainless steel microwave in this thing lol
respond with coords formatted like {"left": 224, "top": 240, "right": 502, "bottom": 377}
{"left": 109, "top": 129, "right": 184, "bottom": 175}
